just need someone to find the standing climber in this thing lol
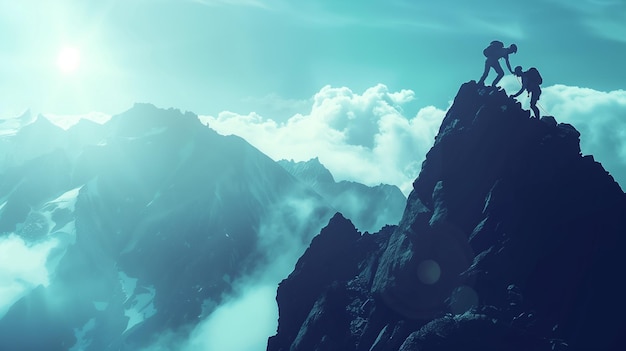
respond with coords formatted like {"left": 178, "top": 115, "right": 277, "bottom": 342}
{"left": 510, "top": 65, "right": 543, "bottom": 119}
{"left": 477, "top": 40, "right": 517, "bottom": 87}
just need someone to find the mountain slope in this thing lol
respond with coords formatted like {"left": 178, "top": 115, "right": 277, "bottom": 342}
{"left": 268, "top": 81, "right": 626, "bottom": 351}
{"left": 0, "top": 104, "right": 344, "bottom": 350}
{"left": 279, "top": 158, "right": 406, "bottom": 233}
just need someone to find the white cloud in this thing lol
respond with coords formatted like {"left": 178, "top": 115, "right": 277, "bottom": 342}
{"left": 201, "top": 84, "right": 446, "bottom": 195}
{"left": 140, "top": 282, "right": 279, "bottom": 351}
{"left": 182, "top": 195, "right": 332, "bottom": 351}
{"left": 0, "top": 235, "right": 58, "bottom": 317}
{"left": 202, "top": 82, "right": 626, "bottom": 195}
{"left": 183, "top": 284, "right": 277, "bottom": 351}
{"left": 139, "top": 194, "right": 328, "bottom": 351}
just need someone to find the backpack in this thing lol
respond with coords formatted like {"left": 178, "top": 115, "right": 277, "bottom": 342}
{"left": 526, "top": 67, "right": 543, "bottom": 86}
{"left": 483, "top": 40, "right": 504, "bottom": 58}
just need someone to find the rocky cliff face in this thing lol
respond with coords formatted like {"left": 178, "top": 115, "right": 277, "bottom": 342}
{"left": 268, "top": 81, "right": 626, "bottom": 351}
{"left": 279, "top": 158, "right": 406, "bottom": 233}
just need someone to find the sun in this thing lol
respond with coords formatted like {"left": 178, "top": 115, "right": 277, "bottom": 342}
{"left": 57, "top": 47, "right": 81, "bottom": 74}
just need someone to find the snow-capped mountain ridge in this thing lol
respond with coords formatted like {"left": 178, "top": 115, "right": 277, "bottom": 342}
{"left": 0, "top": 103, "right": 405, "bottom": 350}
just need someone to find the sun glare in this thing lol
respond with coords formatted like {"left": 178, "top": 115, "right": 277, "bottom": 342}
{"left": 57, "top": 47, "right": 81, "bottom": 73}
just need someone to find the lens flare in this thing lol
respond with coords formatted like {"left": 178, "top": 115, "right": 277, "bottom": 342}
{"left": 416, "top": 259, "right": 441, "bottom": 285}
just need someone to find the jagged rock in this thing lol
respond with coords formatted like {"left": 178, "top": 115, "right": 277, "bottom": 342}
{"left": 268, "top": 213, "right": 395, "bottom": 351}
{"left": 269, "top": 81, "right": 626, "bottom": 351}
{"left": 397, "top": 311, "right": 551, "bottom": 351}
{"left": 279, "top": 157, "right": 336, "bottom": 186}
{"left": 0, "top": 114, "right": 67, "bottom": 169}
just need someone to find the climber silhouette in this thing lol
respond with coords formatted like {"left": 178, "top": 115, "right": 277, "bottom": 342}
{"left": 510, "top": 65, "right": 543, "bottom": 119}
{"left": 477, "top": 41, "right": 517, "bottom": 87}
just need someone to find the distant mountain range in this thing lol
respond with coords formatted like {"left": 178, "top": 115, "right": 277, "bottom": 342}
{"left": 268, "top": 82, "right": 626, "bottom": 351}
{"left": 278, "top": 158, "right": 405, "bottom": 233}
{"left": 0, "top": 104, "right": 405, "bottom": 350}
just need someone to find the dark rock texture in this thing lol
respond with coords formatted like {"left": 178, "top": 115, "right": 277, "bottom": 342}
{"left": 268, "top": 81, "right": 626, "bottom": 351}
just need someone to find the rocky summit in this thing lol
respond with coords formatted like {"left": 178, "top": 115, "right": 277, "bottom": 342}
{"left": 267, "top": 81, "right": 626, "bottom": 351}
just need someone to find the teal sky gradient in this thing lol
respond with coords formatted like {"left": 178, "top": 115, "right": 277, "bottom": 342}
{"left": 2, "top": 0, "right": 625, "bottom": 118}
{"left": 2, "top": 3, "right": 626, "bottom": 350}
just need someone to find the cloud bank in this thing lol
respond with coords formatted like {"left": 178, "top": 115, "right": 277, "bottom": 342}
{"left": 0, "top": 235, "right": 58, "bottom": 317}
{"left": 139, "top": 195, "right": 326, "bottom": 351}
{"left": 202, "top": 82, "right": 626, "bottom": 195}
{"left": 182, "top": 195, "right": 329, "bottom": 351}
{"left": 201, "top": 84, "right": 447, "bottom": 195}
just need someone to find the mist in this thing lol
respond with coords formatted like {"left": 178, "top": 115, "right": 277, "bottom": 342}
{"left": 139, "top": 195, "right": 333, "bottom": 351}
{"left": 0, "top": 235, "right": 57, "bottom": 317}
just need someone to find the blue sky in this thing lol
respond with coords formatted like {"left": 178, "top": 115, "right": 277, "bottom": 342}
{"left": 1, "top": 0, "right": 625, "bottom": 193}
{"left": 1, "top": 0, "right": 625, "bottom": 117}
{"left": 1, "top": 2, "right": 626, "bottom": 350}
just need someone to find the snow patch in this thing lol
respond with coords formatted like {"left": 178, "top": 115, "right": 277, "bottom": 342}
{"left": 124, "top": 286, "right": 157, "bottom": 333}
{"left": 45, "top": 187, "right": 82, "bottom": 212}
{"left": 69, "top": 318, "right": 96, "bottom": 351}
{"left": 118, "top": 271, "right": 157, "bottom": 333}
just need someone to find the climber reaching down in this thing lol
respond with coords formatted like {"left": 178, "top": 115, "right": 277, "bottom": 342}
{"left": 510, "top": 65, "right": 543, "bottom": 119}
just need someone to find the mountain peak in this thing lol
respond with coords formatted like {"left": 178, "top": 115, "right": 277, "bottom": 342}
{"left": 269, "top": 81, "right": 626, "bottom": 351}
{"left": 21, "top": 114, "right": 64, "bottom": 134}
{"left": 278, "top": 157, "right": 336, "bottom": 184}
{"left": 435, "top": 81, "right": 580, "bottom": 151}
{"left": 108, "top": 103, "right": 200, "bottom": 138}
